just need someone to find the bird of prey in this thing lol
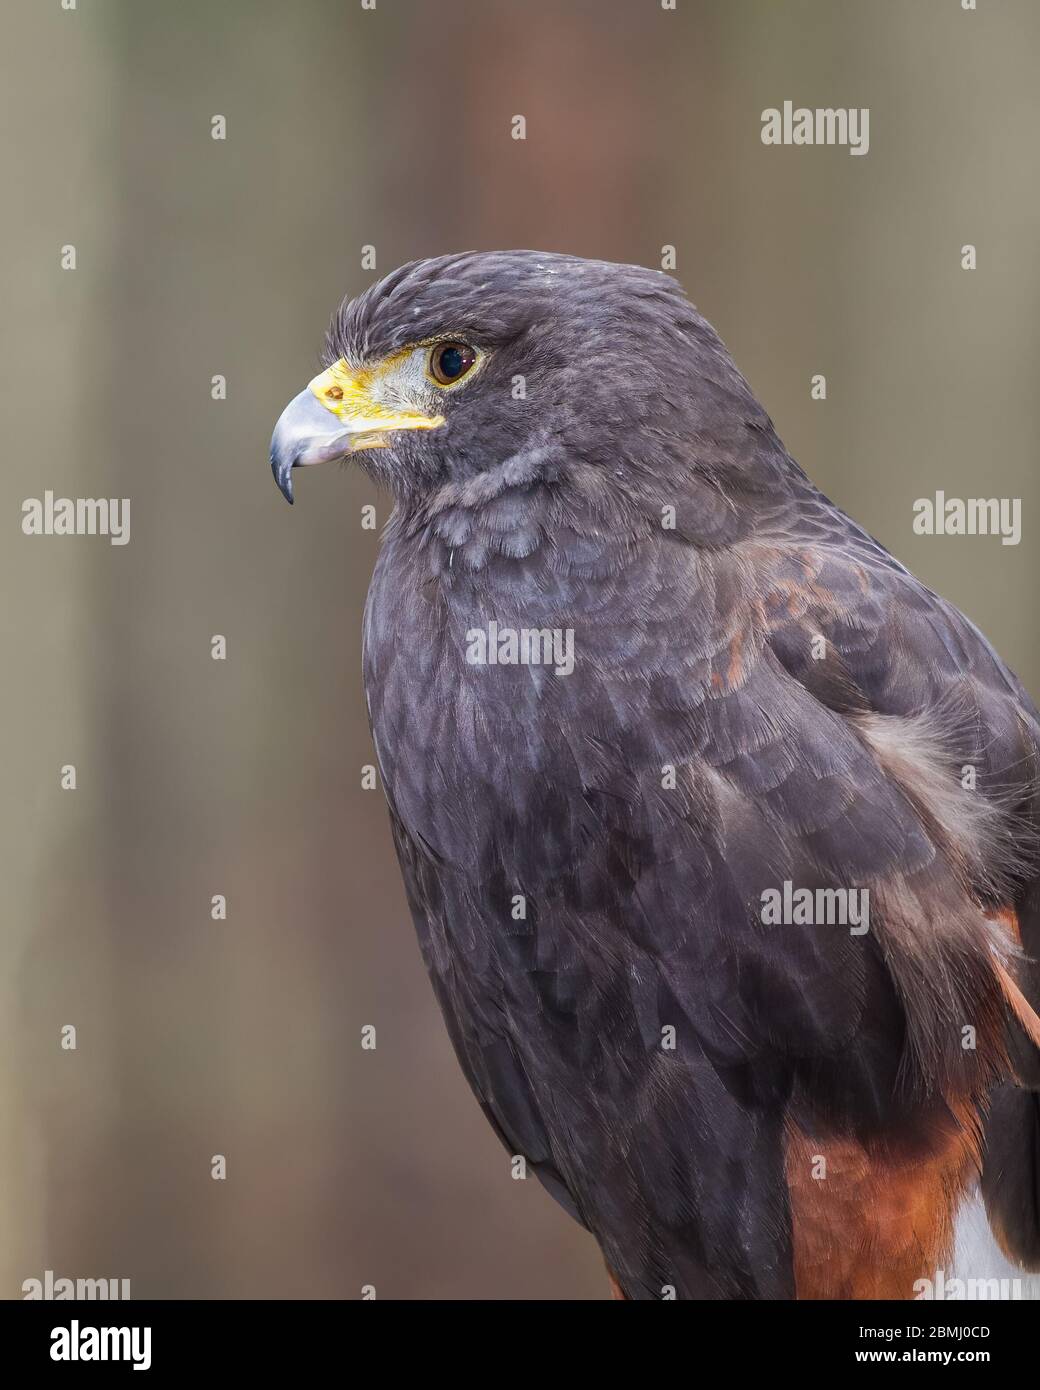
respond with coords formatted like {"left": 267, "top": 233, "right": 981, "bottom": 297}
{"left": 271, "top": 251, "right": 1040, "bottom": 1300}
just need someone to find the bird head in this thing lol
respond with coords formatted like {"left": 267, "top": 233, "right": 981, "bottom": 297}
{"left": 270, "top": 249, "right": 779, "bottom": 559}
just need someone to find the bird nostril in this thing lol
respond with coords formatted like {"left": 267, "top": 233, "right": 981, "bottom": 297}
{"left": 326, "top": 386, "right": 344, "bottom": 401}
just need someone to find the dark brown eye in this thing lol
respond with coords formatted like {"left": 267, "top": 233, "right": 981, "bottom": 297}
{"left": 429, "top": 341, "right": 477, "bottom": 386}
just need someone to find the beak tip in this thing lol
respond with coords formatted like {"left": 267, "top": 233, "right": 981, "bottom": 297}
{"left": 271, "top": 453, "right": 295, "bottom": 505}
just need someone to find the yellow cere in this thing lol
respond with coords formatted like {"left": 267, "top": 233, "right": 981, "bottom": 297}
{"left": 308, "top": 356, "right": 445, "bottom": 440}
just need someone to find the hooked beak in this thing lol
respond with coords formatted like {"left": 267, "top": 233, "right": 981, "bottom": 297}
{"left": 270, "top": 360, "right": 445, "bottom": 504}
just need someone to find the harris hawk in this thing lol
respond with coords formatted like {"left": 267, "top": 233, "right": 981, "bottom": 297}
{"left": 270, "top": 251, "right": 1040, "bottom": 1300}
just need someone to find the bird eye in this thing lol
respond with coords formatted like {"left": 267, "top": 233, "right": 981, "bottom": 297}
{"left": 429, "top": 341, "right": 477, "bottom": 386}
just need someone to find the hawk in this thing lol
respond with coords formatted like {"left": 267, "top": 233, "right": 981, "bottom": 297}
{"left": 271, "top": 251, "right": 1040, "bottom": 1299}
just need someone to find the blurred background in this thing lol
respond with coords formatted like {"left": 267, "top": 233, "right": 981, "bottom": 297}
{"left": 2, "top": 0, "right": 1038, "bottom": 1298}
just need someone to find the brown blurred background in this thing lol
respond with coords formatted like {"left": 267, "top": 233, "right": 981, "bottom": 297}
{"left": 2, "top": 0, "right": 1038, "bottom": 1299}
